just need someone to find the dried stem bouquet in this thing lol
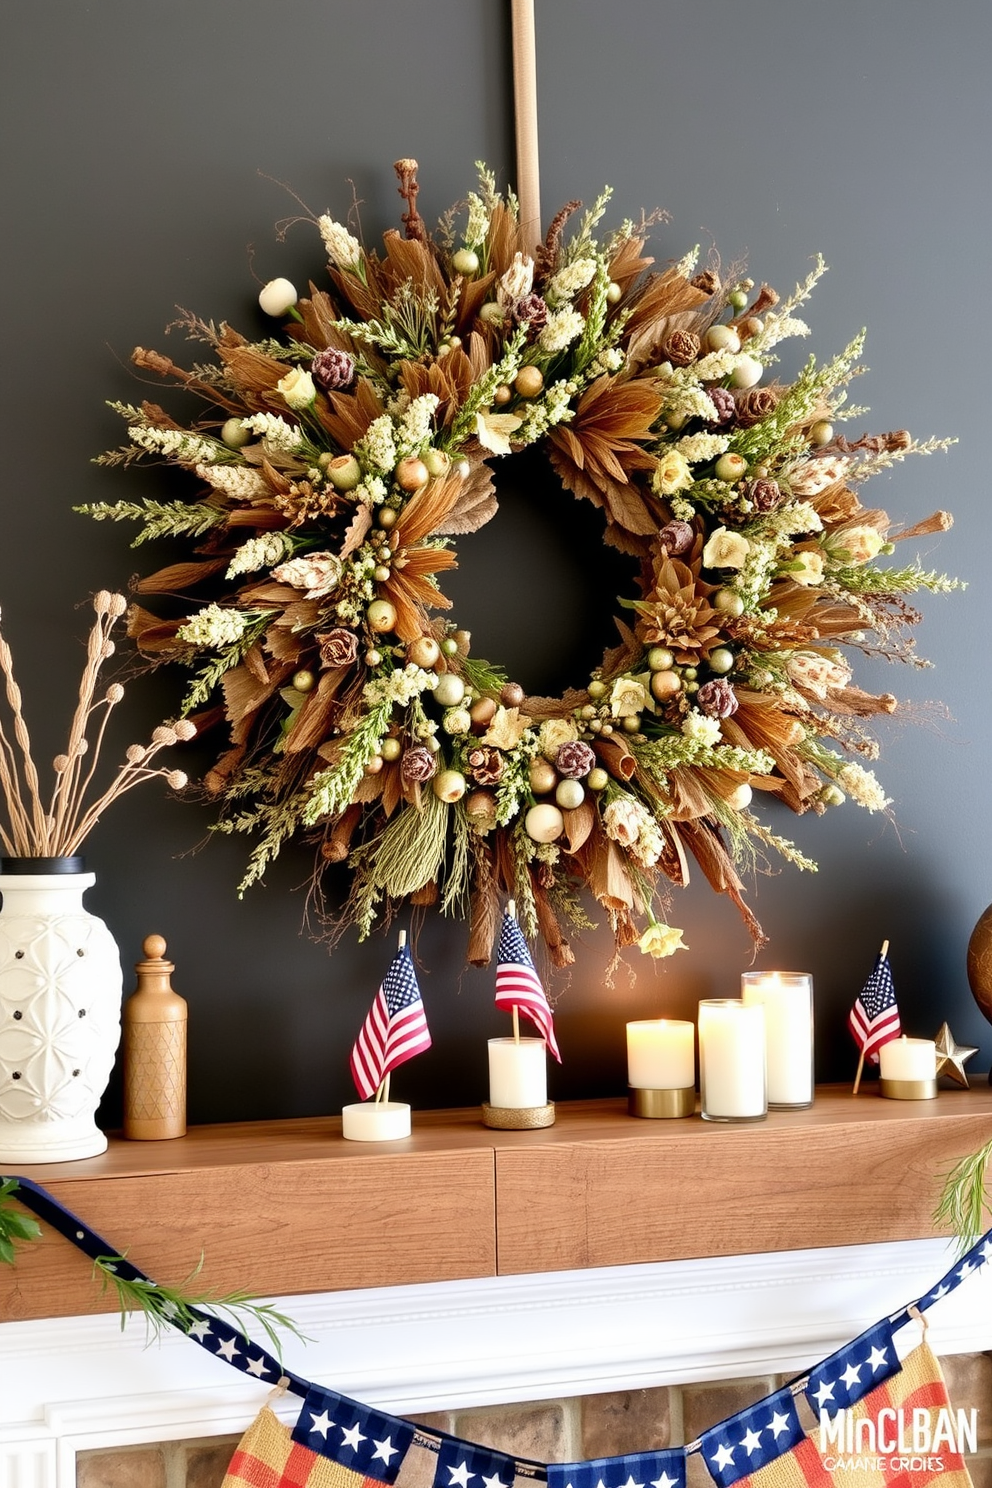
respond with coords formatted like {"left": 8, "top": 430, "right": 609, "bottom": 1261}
{"left": 0, "top": 590, "right": 193, "bottom": 859}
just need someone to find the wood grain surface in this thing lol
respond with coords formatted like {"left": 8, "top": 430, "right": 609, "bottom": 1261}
{"left": 3, "top": 1087, "right": 990, "bottom": 1320}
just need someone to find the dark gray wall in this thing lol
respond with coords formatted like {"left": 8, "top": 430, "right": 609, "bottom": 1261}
{"left": 2, "top": 1, "right": 989, "bottom": 1125}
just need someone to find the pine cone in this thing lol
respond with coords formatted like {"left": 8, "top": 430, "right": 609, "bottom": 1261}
{"left": 735, "top": 386, "right": 779, "bottom": 427}
{"left": 663, "top": 330, "right": 701, "bottom": 367}
{"left": 696, "top": 678, "right": 739, "bottom": 718}
{"left": 746, "top": 478, "right": 782, "bottom": 513}
{"left": 312, "top": 348, "right": 355, "bottom": 391}
{"left": 658, "top": 519, "right": 695, "bottom": 555}
{"left": 706, "top": 386, "right": 736, "bottom": 425}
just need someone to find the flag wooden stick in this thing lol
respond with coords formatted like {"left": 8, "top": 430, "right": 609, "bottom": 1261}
{"left": 852, "top": 938, "right": 889, "bottom": 1095}
{"left": 374, "top": 931, "right": 407, "bottom": 1103}
{"left": 506, "top": 899, "right": 521, "bottom": 1043}
{"left": 510, "top": 0, "right": 541, "bottom": 251}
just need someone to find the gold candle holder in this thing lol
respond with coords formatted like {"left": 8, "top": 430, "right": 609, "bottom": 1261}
{"left": 879, "top": 1077, "right": 938, "bottom": 1101}
{"left": 482, "top": 1101, "right": 555, "bottom": 1129}
{"left": 627, "top": 1086, "right": 696, "bottom": 1119}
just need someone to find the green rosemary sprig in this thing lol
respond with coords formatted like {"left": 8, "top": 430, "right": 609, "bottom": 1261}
{"left": 0, "top": 1179, "right": 43, "bottom": 1264}
{"left": 76, "top": 498, "right": 226, "bottom": 546}
{"left": 934, "top": 1139, "right": 992, "bottom": 1254}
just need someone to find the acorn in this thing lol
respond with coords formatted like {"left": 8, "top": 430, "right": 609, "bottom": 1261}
{"left": 606, "top": 281, "right": 622, "bottom": 304}
{"left": 407, "top": 635, "right": 441, "bottom": 669}
{"left": 650, "top": 670, "right": 682, "bottom": 701}
{"left": 708, "top": 648, "right": 735, "bottom": 675}
{"left": 555, "top": 779, "right": 585, "bottom": 811}
{"left": 646, "top": 646, "right": 675, "bottom": 672}
{"left": 524, "top": 803, "right": 564, "bottom": 843}
{"left": 433, "top": 673, "right": 466, "bottom": 708}
{"left": 366, "top": 600, "right": 397, "bottom": 633}
{"left": 377, "top": 506, "right": 398, "bottom": 529}
{"left": 292, "top": 669, "right": 316, "bottom": 694}
{"left": 731, "top": 355, "right": 763, "bottom": 388}
{"left": 809, "top": 419, "right": 833, "bottom": 447}
{"left": 587, "top": 679, "right": 607, "bottom": 699}
{"left": 713, "top": 588, "right": 745, "bottom": 617}
{"left": 529, "top": 758, "right": 558, "bottom": 795}
{"left": 452, "top": 248, "right": 480, "bottom": 276}
{"left": 501, "top": 681, "right": 525, "bottom": 707}
{"left": 514, "top": 365, "right": 544, "bottom": 399}
{"left": 221, "top": 418, "right": 250, "bottom": 449}
{"left": 395, "top": 456, "right": 429, "bottom": 492}
{"left": 365, "top": 755, "right": 384, "bottom": 775}
{"left": 326, "top": 454, "right": 362, "bottom": 491}
{"left": 381, "top": 737, "right": 402, "bottom": 762}
{"left": 469, "top": 696, "right": 497, "bottom": 727}
{"left": 586, "top": 767, "right": 609, "bottom": 792}
{"left": 493, "top": 384, "right": 513, "bottom": 405}
{"left": 433, "top": 769, "right": 467, "bottom": 803}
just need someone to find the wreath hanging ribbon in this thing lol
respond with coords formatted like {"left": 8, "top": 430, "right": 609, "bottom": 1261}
{"left": 85, "top": 160, "right": 957, "bottom": 967}
{"left": 5, "top": 1175, "right": 989, "bottom": 1488}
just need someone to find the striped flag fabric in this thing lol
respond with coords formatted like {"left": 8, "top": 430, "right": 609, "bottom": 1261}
{"left": 848, "top": 949, "right": 900, "bottom": 1064}
{"left": 349, "top": 943, "right": 431, "bottom": 1100}
{"left": 494, "top": 911, "right": 561, "bottom": 1061}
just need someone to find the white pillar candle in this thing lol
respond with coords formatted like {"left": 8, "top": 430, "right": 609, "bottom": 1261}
{"left": 878, "top": 1036, "right": 937, "bottom": 1082}
{"left": 488, "top": 1037, "right": 547, "bottom": 1108}
{"left": 698, "top": 999, "right": 767, "bottom": 1121}
{"left": 341, "top": 1101, "right": 412, "bottom": 1141}
{"left": 741, "top": 971, "right": 814, "bottom": 1107}
{"left": 626, "top": 1020, "right": 695, "bottom": 1089}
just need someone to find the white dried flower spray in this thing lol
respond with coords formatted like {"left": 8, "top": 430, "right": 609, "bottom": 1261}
{"left": 318, "top": 215, "right": 363, "bottom": 271}
{"left": 195, "top": 463, "right": 271, "bottom": 501}
{"left": 837, "top": 762, "right": 891, "bottom": 812}
{"left": 226, "top": 533, "right": 291, "bottom": 580}
{"left": 240, "top": 412, "right": 305, "bottom": 454}
{"left": 0, "top": 594, "right": 194, "bottom": 857}
{"left": 538, "top": 308, "right": 585, "bottom": 354}
{"left": 178, "top": 604, "right": 250, "bottom": 648}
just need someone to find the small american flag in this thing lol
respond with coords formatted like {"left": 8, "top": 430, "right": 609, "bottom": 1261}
{"left": 494, "top": 911, "right": 561, "bottom": 1061}
{"left": 848, "top": 948, "right": 900, "bottom": 1064}
{"left": 350, "top": 943, "right": 431, "bottom": 1100}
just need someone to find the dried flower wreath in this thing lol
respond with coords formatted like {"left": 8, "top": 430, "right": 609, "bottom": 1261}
{"left": 86, "top": 160, "right": 957, "bottom": 968}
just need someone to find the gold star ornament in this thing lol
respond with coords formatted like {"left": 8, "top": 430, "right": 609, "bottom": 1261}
{"left": 933, "top": 1022, "right": 979, "bottom": 1087}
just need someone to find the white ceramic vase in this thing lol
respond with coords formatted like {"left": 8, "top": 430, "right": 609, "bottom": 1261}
{"left": 0, "top": 858, "right": 123, "bottom": 1162}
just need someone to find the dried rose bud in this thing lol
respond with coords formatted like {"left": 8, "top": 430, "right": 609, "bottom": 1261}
{"left": 696, "top": 678, "right": 739, "bottom": 719}
{"left": 319, "top": 627, "right": 359, "bottom": 667}
{"left": 690, "top": 269, "right": 720, "bottom": 295}
{"left": 705, "top": 386, "right": 736, "bottom": 425}
{"left": 663, "top": 330, "right": 701, "bottom": 367}
{"left": 746, "top": 478, "right": 782, "bottom": 512}
{"left": 311, "top": 348, "right": 355, "bottom": 392}
{"left": 512, "top": 293, "right": 549, "bottom": 333}
{"left": 555, "top": 740, "right": 597, "bottom": 780}
{"left": 734, "top": 387, "right": 780, "bottom": 427}
{"left": 658, "top": 519, "right": 695, "bottom": 555}
{"left": 400, "top": 745, "right": 438, "bottom": 784}
{"left": 467, "top": 745, "right": 506, "bottom": 786}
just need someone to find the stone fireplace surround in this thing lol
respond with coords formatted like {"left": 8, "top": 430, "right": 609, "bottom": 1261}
{"left": 3, "top": 1233, "right": 991, "bottom": 1487}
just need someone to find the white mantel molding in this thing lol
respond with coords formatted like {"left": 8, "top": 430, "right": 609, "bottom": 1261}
{"left": 2, "top": 1237, "right": 990, "bottom": 1487}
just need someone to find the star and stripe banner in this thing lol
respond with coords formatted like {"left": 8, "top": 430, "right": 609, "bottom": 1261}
{"left": 548, "top": 1448, "right": 686, "bottom": 1488}
{"left": 494, "top": 911, "right": 561, "bottom": 1061}
{"left": 5, "top": 1176, "right": 990, "bottom": 1488}
{"left": 291, "top": 1385, "right": 416, "bottom": 1483}
{"left": 848, "top": 948, "right": 900, "bottom": 1063}
{"left": 350, "top": 941, "right": 432, "bottom": 1100}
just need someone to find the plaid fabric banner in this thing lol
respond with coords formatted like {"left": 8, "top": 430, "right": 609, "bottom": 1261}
{"left": 804, "top": 1319, "right": 900, "bottom": 1416}
{"left": 222, "top": 1404, "right": 373, "bottom": 1488}
{"left": 548, "top": 1448, "right": 686, "bottom": 1488}
{"left": 699, "top": 1385, "right": 806, "bottom": 1488}
{"left": 698, "top": 1342, "right": 972, "bottom": 1488}
{"left": 291, "top": 1385, "right": 416, "bottom": 1483}
{"left": 433, "top": 1437, "right": 525, "bottom": 1488}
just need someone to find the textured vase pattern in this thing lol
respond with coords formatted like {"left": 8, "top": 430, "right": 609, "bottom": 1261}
{"left": 0, "top": 872, "right": 123, "bottom": 1162}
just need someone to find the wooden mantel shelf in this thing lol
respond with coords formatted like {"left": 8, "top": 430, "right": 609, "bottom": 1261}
{"left": 3, "top": 1086, "right": 991, "bottom": 1322}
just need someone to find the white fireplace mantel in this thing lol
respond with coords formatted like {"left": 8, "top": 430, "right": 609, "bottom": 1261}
{"left": 2, "top": 1236, "right": 990, "bottom": 1488}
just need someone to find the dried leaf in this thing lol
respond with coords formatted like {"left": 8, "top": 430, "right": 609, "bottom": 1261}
{"left": 482, "top": 705, "right": 533, "bottom": 749}
{"left": 561, "top": 799, "right": 596, "bottom": 853}
{"left": 133, "top": 558, "right": 228, "bottom": 595}
{"left": 340, "top": 503, "right": 372, "bottom": 559}
{"left": 431, "top": 465, "right": 498, "bottom": 536}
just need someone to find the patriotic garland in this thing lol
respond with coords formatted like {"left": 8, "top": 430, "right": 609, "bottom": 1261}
{"left": 86, "top": 160, "right": 958, "bottom": 969}
{"left": 5, "top": 1175, "right": 989, "bottom": 1488}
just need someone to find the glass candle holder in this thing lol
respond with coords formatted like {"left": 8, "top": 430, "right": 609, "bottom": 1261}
{"left": 698, "top": 999, "right": 767, "bottom": 1122}
{"left": 741, "top": 971, "right": 814, "bottom": 1108}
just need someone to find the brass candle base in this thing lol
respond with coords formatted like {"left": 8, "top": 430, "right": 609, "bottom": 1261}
{"left": 879, "top": 1077, "right": 938, "bottom": 1100}
{"left": 627, "top": 1085, "right": 696, "bottom": 1119}
{"left": 482, "top": 1101, "right": 555, "bottom": 1129}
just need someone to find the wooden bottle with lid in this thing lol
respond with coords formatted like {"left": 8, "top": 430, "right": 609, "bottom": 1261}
{"left": 122, "top": 934, "right": 187, "bottom": 1140}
